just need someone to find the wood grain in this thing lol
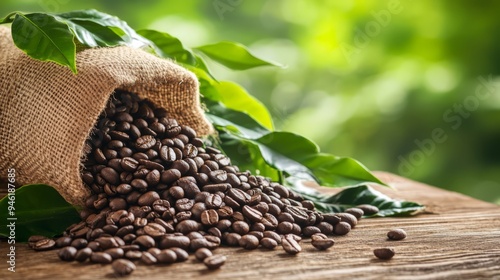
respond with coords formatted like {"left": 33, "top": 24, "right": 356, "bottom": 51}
{"left": 1, "top": 172, "right": 499, "bottom": 280}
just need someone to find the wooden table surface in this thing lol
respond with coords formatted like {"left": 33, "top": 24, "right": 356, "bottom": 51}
{"left": 1, "top": 172, "right": 500, "bottom": 280}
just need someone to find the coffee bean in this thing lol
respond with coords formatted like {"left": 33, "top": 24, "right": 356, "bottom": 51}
{"left": 138, "top": 191, "right": 160, "bottom": 206}
{"left": 170, "top": 247, "right": 189, "bottom": 262}
{"left": 373, "top": 248, "right": 395, "bottom": 260}
{"left": 302, "top": 226, "right": 321, "bottom": 237}
{"left": 157, "top": 249, "right": 177, "bottom": 264}
{"left": 159, "top": 235, "right": 190, "bottom": 250}
{"left": 55, "top": 236, "right": 73, "bottom": 248}
{"left": 242, "top": 205, "right": 263, "bottom": 222}
{"left": 239, "top": 234, "right": 259, "bottom": 250}
{"left": 141, "top": 251, "right": 157, "bottom": 265}
{"left": 322, "top": 213, "right": 341, "bottom": 225}
{"left": 337, "top": 213, "right": 358, "bottom": 228}
{"left": 281, "top": 234, "right": 301, "bottom": 255}
{"left": 387, "top": 228, "right": 407, "bottom": 240}
{"left": 161, "top": 169, "right": 182, "bottom": 184}
{"left": 205, "top": 193, "right": 223, "bottom": 209}
{"left": 356, "top": 204, "right": 379, "bottom": 215}
{"left": 260, "top": 237, "right": 278, "bottom": 249}
{"left": 133, "top": 235, "right": 156, "bottom": 249}
{"left": 204, "top": 254, "right": 226, "bottom": 270}
{"left": 135, "top": 135, "right": 156, "bottom": 151}
{"left": 90, "top": 252, "right": 113, "bottom": 263}
{"left": 345, "top": 208, "right": 364, "bottom": 220}
{"left": 195, "top": 247, "right": 212, "bottom": 261}
{"left": 58, "top": 246, "right": 77, "bottom": 261}
{"left": 144, "top": 223, "right": 166, "bottom": 237}
{"left": 201, "top": 209, "right": 219, "bottom": 226}
{"left": 125, "top": 250, "right": 142, "bottom": 260}
{"left": 175, "top": 220, "right": 200, "bottom": 234}
{"left": 105, "top": 248, "right": 124, "bottom": 259}
{"left": 334, "top": 221, "right": 351, "bottom": 235}
{"left": 112, "top": 259, "right": 136, "bottom": 276}
{"left": 73, "top": 247, "right": 92, "bottom": 262}
{"left": 311, "top": 237, "right": 334, "bottom": 250}
{"left": 232, "top": 221, "right": 250, "bottom": 235}
{"left": 225, "top": 233, "right": 241, "bottom": 246}
{"left": 96, "top": 236, "right": 120, "bottom": 249}
{"left": 70, "top": 238, "right": 88, "bottom": 249}
{"left": 33, "top": 238, "right": 56, "bottom": 251}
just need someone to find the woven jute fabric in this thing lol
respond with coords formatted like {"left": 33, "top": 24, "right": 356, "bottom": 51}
{"left": 0, "top": 26, "right": 212, "bottom": 206}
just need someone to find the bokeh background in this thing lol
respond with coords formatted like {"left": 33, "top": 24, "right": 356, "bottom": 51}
{"left": 1, "top": 0, "right": 499, "bottom": 204}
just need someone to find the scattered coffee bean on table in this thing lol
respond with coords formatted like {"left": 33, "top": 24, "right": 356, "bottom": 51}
{"left": 28, "top": 90, "right": 393, "bottom": 276}
{"left": 387, "top": 228, "right": 407, "bottom": 240}
{"left": 373, "top": 248, "right": 395, "bottom": 260}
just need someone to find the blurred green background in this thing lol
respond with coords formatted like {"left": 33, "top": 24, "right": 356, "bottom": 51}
{"left": 1, "top": 0, "right": 499, "bottom": 204}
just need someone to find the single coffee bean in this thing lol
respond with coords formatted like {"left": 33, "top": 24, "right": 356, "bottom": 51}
{"left": 356, "top": 204, "right": 379, "bottom": 215}
{"left": 100, "top": 167, "right": 119, "bottom": 185}
{"left": 96, "top": 236, "right": 119, "bottom": 249}
{"left": 302, "top": 226, "right": 321, "bottom": 237}
{"left": 176, "top": 220, "right": 200, "bottom": 234}
{"left": 171, "top": 247, "right": 189, "bottom": 262}
{"left": 144, "top": 223, "right": 166, "bottom": 237}
{"left": 225, "top": 233, "right": 242, "bottom": 246}
{"left": 204, "top": 254, "right": 227, "bottom": 270}
{"left": 157, "top": 249, "right": 177, "bottom": 264}
{"left": 138, "top": 191, "right": 160, "bottom": 206}
{"left": 232, "top": 221, "right": 250, "bottom": 235}
{"left": 263, "top": 231, "right": 281, "bottom": 244}
{"left": 70, "top": 238, "right": 88, "bottom": 249}
{"left": 260, "top": 237, "right": 278, "bottom": 249}
{"left": 105, "top": 248, "right": 125, "bottom": 259}
{"left": 239, "top": 234, "right": 259, "bottom": 250}
{"left": 55, "top": 236, "right": 73, "bottom": 248}
{"left": 135, "top": 135, "right": 156, "bottom": 151}
{"left": 74, "top": 247, "right": 93, "bottom": 262}
{"left": 242, "top": 205, "right": 263, "bottom": 223}
{"left": 345, "top": 207, "right": 364, "bottom": 220}
{"left": 125, "top": 250, "right": 142, "bottom": 260}
{"left": 281, "top": 234, "right": 301, "bottom": 255}
{"left": 334, "top": 221, "right": 351, "bottom": 235}
{"left": 141, "top": 251, "right": 158, "bottom": 265}
{"left": 387, "top": 228, "right": 407, "bottom": 240}
{"left": 112, "top": 259, "right": 136, "bottom": 276}
{"left": 90, "top": 252, "right": 113, "bottom": 264}
{"left": 58, "top": 246, "right": 77, "bottom": 261}
{"left": 322, "top": 213, "right": 341, "bottom": 225}
{"left": 373, "top": 248, "right": 395, "bottom": 260}
{"left": 195, "top": 247, "right": 213, "bottom": 261}
{"left": 311, "top": 238, "right": 335, "bottom": 250}
{"left": 200, "top": 209, "right": 219, "bottom": 226}
{"left": 316, "top": 222, "right": 334, "bottom": 235}
{"left": 33, "top": 238, "right": 56, "bottom": 251}
{"left": 159, "top": 235, "right": 190, "bottom": 250}
{"left": 133, "top": 235, "right": 156, "bottom": 249}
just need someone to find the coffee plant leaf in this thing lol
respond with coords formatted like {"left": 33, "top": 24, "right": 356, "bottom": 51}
{"left": 11, "top": 13, "right": 77, "bottom": 73}
{"left": 194, "top": 41, "right": 280, "bottom": 70}
{"left": 299, "top": 184, "right": 424, "bottom": 216}
{"left": 0, "top": 184, "right": 81, "bottom": 242}
{"left": 137, "top": 29, "right": 196, "bottom": 65}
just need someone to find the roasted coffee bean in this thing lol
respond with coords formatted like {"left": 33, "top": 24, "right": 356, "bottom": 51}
{"left": 225, "top": 233, "right": 242, "bottom": 246}
{"left": 337, "top": 213, "right": 358, "bottom": 228}
{"left": 171, "top": 247, "right": 189, "bottom": 262}
{"left": 131, "top": 179, "right": 148, "bottom": 190}
{"left": 58, "top": 246, "right": 77, "bottom": 261}
{"left": 227, "top": 188, "right": 250, "bottom": 205}
{"left": 160, "top": 235, "right": 190, "bottom": 250}
{"left": 175, "top": 198, "right": 194, "bottom": 212}
{"left": 91, "top": 252, "right": 113, "bottom": 263}
{"left": 112, "top": 259, "right": 136, "bottom": 276}
{"left": 169, "top": 186, "right": 185, "bottom": 199}
{"left": 200, "top": 209, "right": 219, "bottom": 226}
{"left": 260, "top": 237, "right": 278, "bottom": 249}
{"left": 205, "top": 193, "right": 223, "bottom": 209}
{"left": 322, "top": 213, "right": 341, "bottom": 225}
{"left": 96, "top": 236, "right": 119, "bottom": 249}
{"left": 105, "top": 248, "right": 125, "bottom": 259}
{"left": 138, "top": 191, "right": 160, "bottom": 206}
{"left": 232, "top": 221, "right": 250, "bottom": 235}
{"left": 334, "top": 222, "right": 351, "bottom": 236}
{"left": 133, "top": 235, "right": 156, "bottom": 249}
{"left": 70, "top": 238, "right": 88, "bottom": 249}
{"left": 33, "top": 238, "right": 56, "bottom": 251}
{"left": 176, "top": 220, "right": 200, "bottom": 234}
{"left": 345, "top": 208, "right": 364, "bottom": 220}
{"left": 373, "top": 248, "right": 395, "bottom": 260}
{"left": 387, "top": 228, "right": 407, "bottom": 240}
{"left": 143, "top": 223, "right": 166, "bottom": 237}
{"left": 242, "top": 205, "right": 263, "bottom": 222}
{"left": 357, "top": 204, "right": 379, "bottom": 215}
{"left": 125, "top": 250, "right": 142, "bottom": 260}
{"left": 204, "top": 254, "right": 226, "bottom": 270}
{"left": 281, "top": 234, "right": 301, "bottom": 255}
{"left": 217, "top": 206, "right": 233, "bottom": 218}
{"left": 277, "top": 221, "right": 293, "bottom": 234}
{"left": 302, "top": 226, "right": 321, "bottom": 237}
{"left": 316, "top": 222, "right": 334, "bottom": 235}
{"left": 157, "top": 249, "right": 177, "bottom": 264}
{"left": 136, "top": 135, "right": 156, "bottom": 151}
{"left": 195, "top": 247, "right": 212, "bottom": 261}
{"left": 55, "top": 236, "right": 73, "bottom": 248}
{"left": 239, "top": 234, "right": 259, "bottom": 250}
{"left": 141, "top": 251, "right": 157, "bottom": 265}
{"left": 74, "top": 247, "right": 93, "bottom": 262}
{"left": 311, "top": 235, "right": 335, "bottom": 250}
{"left": 261, "top": 213, "right": 279, "bottom": 230}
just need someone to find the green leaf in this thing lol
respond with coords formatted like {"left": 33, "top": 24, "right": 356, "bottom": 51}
{"left": 301, "top": 154, "right": 386, "bottom": 187}
{"left": 194, "top": 41, "right": 280, "bottom": 70}
{"left": 0, "top": 184, "right": 81, "bottom": 242}
{"left": 11, "top": 13, "right": 77, "bottom": 73}
{"left": 57, "top": 9, "right": 149, "bottom": 48}
{"left": 205, "top": 81, "right": 274, "bottom": 130}
{"left": 296, "top": 184, "right": 424, "bottom": 217}
{"left": 137, "top": 29, "right": 196, "bottom": 65}
{"left": 0, "top": 11, "right": 17, "bottom": 24}
{"left": 59, "top": 18, "right": 125, "bottom": 47}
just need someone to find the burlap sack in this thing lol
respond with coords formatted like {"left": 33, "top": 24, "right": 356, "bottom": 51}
{"left": 0, "top": 26, "right": 212, "bottom": 206}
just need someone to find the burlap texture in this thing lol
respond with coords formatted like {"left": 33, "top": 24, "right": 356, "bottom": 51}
{"left": 0, "top": 26, "right": 212, "bottom": 206}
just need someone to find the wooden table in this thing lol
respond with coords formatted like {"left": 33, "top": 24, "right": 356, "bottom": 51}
{"left": 1, "top": 172, "right": 500, "bottom": 279}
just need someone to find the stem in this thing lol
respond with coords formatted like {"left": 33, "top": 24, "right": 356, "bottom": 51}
{"left": 0, "top": 12, "right": 19, "bottom": 24}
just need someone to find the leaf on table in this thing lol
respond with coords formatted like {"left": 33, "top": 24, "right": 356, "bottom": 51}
{"left": 296, "top": 184, "right": 424, "bottom": 217}
{"left": 194, "top": 41, "right": 280, "bottom": 70}
{"left": 11, "top": 13, "right": 77, "bottom": 73}
{"left": 0, "top": 184, "right": 81, "bottom": 242}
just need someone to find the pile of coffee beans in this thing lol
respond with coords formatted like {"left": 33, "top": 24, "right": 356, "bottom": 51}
{"left": 29, "top": 90, "right": 387, "bottom": 276}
